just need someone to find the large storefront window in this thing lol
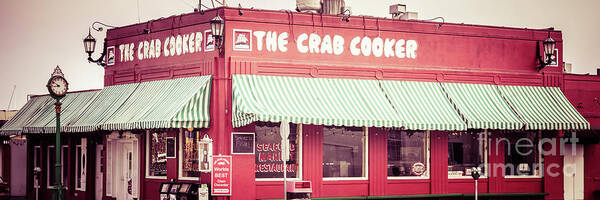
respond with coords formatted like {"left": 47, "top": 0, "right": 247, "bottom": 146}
{"left": 505, "top": 131, "right": 541, "bottom": 177}
{"left": 448, "top": 131, "right": 487, "bottom": 178}
{"left": 147, "top": 132, "right": 167, "bottom": 177}
{"left": 180, "top": 130, "right": 200, "bottom": 179}
{"left": 387, "top": 131, "right": 428, "bottom": 178}
{"left": 323, "top": 127, "right": 366, "bottom": 178}
{"left": 255, "top": 123, "right": 300, "bottom": 179}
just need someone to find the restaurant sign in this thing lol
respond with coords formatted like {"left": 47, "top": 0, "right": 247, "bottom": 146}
{"left": 109, "top": 29, "right": 214, "bottom": 65}
{"left": 211, "top": 155, "right": 232, "bottom": 196}
{"left": 232, "top": 29, "right": 419, "bottom": 59}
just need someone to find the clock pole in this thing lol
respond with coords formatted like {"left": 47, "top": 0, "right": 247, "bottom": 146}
{"left": 54, "top": 99, "right": 63, "bottom": 200}
{"left": 47, "top": 66, "right": 67, "bottom": 200}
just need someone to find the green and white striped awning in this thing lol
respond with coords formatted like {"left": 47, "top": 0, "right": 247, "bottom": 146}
{"left": 232, "top": 75, "right": 404, "bottom": 128}
{"left": 23, "top": 91, "right": 100, "bottom": 133}
{"left": 64, "top": 83, "right": 139, "bottom": 132}
{"left": 100, "top": 75, "right": 212, "bottom": 130}
{"left": 441, "top": 83, "right": 525, "bottom": 130}
{"left": 498, "top": 85, "right": 589, "bottom": 130}
{"left": 0, "top": 95, "right": 54, "bottom": 135}
{"left": 380, "top": 81, "right": 466, "bottom": 131}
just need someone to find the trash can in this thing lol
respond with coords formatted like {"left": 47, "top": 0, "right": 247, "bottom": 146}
{"left": 286, "top": 180, "right": 312, "bottom": 200}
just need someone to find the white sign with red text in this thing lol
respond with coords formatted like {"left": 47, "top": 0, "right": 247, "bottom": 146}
{"left": 211, "top": 155, "right": 232, "bottom": 196}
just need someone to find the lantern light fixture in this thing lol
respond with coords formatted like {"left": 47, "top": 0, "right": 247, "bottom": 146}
{"left": 537, "top": 31, "right": 557, "bottom": 71}
{"left": 83, "top": 22, "right": 115, "bottom": 67}
{"left": 210, "top": 13, "right": 225, "bottom": 54}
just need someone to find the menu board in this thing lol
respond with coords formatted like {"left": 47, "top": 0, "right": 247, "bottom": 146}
{"left": 166, "top": 137, "right": 176, "bottom": 158}
{"left": 232, "top": 133, "right": 254, "bottom": 154}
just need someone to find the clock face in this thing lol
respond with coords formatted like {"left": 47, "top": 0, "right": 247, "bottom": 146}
{"left": 48, "top": 76, "right": 68, "bottom": 96}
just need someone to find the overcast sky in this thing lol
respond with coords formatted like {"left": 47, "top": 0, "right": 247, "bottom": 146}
{"left": 1, "top": 0, "right": 599, "bottom": 110}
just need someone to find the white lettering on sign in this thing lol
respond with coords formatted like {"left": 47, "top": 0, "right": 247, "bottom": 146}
{"left": 237, "top": 29, "right": 419, "bottom": 60}
{"left": 116, "top": 31, "right": 206, "bottom": 64}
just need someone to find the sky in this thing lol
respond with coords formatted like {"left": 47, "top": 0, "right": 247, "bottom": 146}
{"left": 1, "top": 0, "right": 599, "bottom": 110}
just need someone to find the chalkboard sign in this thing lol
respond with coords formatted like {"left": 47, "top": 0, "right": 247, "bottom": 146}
{"left": 166, "top": 137, "right": 176, "bottom": 158}
{"left": 232, "top": 132, "right": 255, "bottom": 154}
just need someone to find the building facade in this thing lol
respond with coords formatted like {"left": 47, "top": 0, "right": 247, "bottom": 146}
{"left": 1, "top": 6, "right": 600, "bottom": 200}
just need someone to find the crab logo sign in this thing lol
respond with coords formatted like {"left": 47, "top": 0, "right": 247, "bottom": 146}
{"left": 211, "top": 155, "right": 232, "bottom": 196}
{"left": 233, "top": 29, "right": 252, "bottom": 51}
{"left": 204, "top": 30, "right": 215, "bottom": 52}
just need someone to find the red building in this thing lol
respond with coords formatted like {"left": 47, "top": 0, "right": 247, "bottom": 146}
{"left": 2, "top": 6, "right": 600, "bottom": 200}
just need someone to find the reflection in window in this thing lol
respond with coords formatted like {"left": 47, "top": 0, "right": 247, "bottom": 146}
{"left": 255, "top": 123, "right": 300, "bottom": 179}
{"left": 448, "top": 131, "right": 486, "bottom": 177}
{"left": 323, "top": 127, "right": 366, "bottom": 178}
{"left": 148, "top": 132, "right": 167, "bottom": 177}
{"left": 181, "top": 130, "right": 200, "bottom": 178}
{"left": 387, "top": 131, "right": 428, "bottom": 177}
{"left": 505, "top": 132, "right": 541, "bottom": 176}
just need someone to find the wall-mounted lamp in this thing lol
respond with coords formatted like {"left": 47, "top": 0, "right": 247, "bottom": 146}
{"left": 210, "top": 14, "right": 225, "bottom": 55}
{"left": 537, "top": 32, "right": 556, "bottom": 71}
{"left": 199, "top": 134, "right": 213, "bottom": 172}
{"left": 83, "top": 22, "right": 115, "bottom": 67}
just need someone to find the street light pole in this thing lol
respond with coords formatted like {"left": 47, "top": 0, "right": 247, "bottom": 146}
{"left": 54, "top": 100, "right": 63, "bottom": 200}
{"left": 47, "top": 66, "right": 68, "bottom": 200}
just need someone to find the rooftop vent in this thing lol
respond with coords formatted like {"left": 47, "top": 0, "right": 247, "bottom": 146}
{"left": 390, "top": 4, "right": 418, "bottom": 20}
{"left": 297, "top": 0, "right": 321, "bottom": 13}
{"left": 322, "top": 0, "right": 345, "bottom": 15}
{"left": 564, "top": 62, "right": 572, "bottom": 73}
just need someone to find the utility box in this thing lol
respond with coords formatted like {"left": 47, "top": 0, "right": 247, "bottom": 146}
{"left": 286, "top": 180, "right": 312, "bottom": 200}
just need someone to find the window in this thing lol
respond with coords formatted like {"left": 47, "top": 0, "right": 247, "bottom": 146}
{"left": 75, "top": 145, "right": 81, "bottom": 190}
{"left": 448, "top": 131, "right": 487, "bottom": 178}
{"left": 75, "top": 138, "right": 87, "bottom": 191}
{"left": 387, "top": 131, "right": 429, "bottom": 178}
{"left": 34, "top": 146, "right": 41, "bottom": 189}
{"left": 47, "top": 146, "right": 56, "bottom": 188}
{"left": 323, "top": 126, "right": 367, "bottom": 179}
{"left": 147, "top": 132, "right": 167, "bottom": 178}
{"left": 504, "top": 131, "right": 541, "bottom": 177}
{"left": 255, "top": 123, "right": 301, "bottom": 179}
{"left": 62, "top": 146, "right": 68, "bottom": 188}
{"left": 34, "top": 146, "right": 41, "bottom": 169}
{"left": 180, "top": 130, "right": 201, "bottom": 179}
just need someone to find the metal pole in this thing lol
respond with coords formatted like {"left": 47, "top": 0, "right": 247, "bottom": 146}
{"left": 283, "top": 159, "right": 287, "bottom": 200}
{"left": 54, "top": 100, "right": 63, "bottom": 200}
{"left": 475, "top": 179, "right": 478, "bottom": 200}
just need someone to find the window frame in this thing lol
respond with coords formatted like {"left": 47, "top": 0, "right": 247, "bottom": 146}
{"left": 322, "top": 126, "right": 369, "bottom": 181}
{"left": 448, "top": 130, "right": 489, "bottom": 179}
{"left": 46, "top": 145, "right": 55, "bottom": 189}
{"left": 145, "top": 131, "right": 168, "bottom": 179}
{"left": 387, "top": 130, "right": 431, "bottom": 180}
{"left": 61, "top": 145, "right": 68, "bottom": 189}
{"left": 178, "top": 129, "right": 200, "bottom": 181}
{"left": 255, "top": 124, "right": 303, "bottom": 182}
{"left": 75, "top": 144, "right": 85, "bottom": 191}
{"left": 504, "top": 130, "right": 543, "bottom": 179}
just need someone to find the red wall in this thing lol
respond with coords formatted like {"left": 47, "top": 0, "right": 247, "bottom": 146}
{"left": 99, "top": 7, "right": 593, "bottom": 200}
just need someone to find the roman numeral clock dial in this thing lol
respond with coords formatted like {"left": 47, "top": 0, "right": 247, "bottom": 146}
{"left": 47, "top": 76, "right": 69, "bottom": 97}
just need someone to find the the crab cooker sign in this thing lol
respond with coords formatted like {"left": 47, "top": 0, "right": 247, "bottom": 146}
{"left": 108, "top": 28, "right": 418, "bottom": 65}
{"left": 232, "top": 29, "right": 418, "bottom": 59}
